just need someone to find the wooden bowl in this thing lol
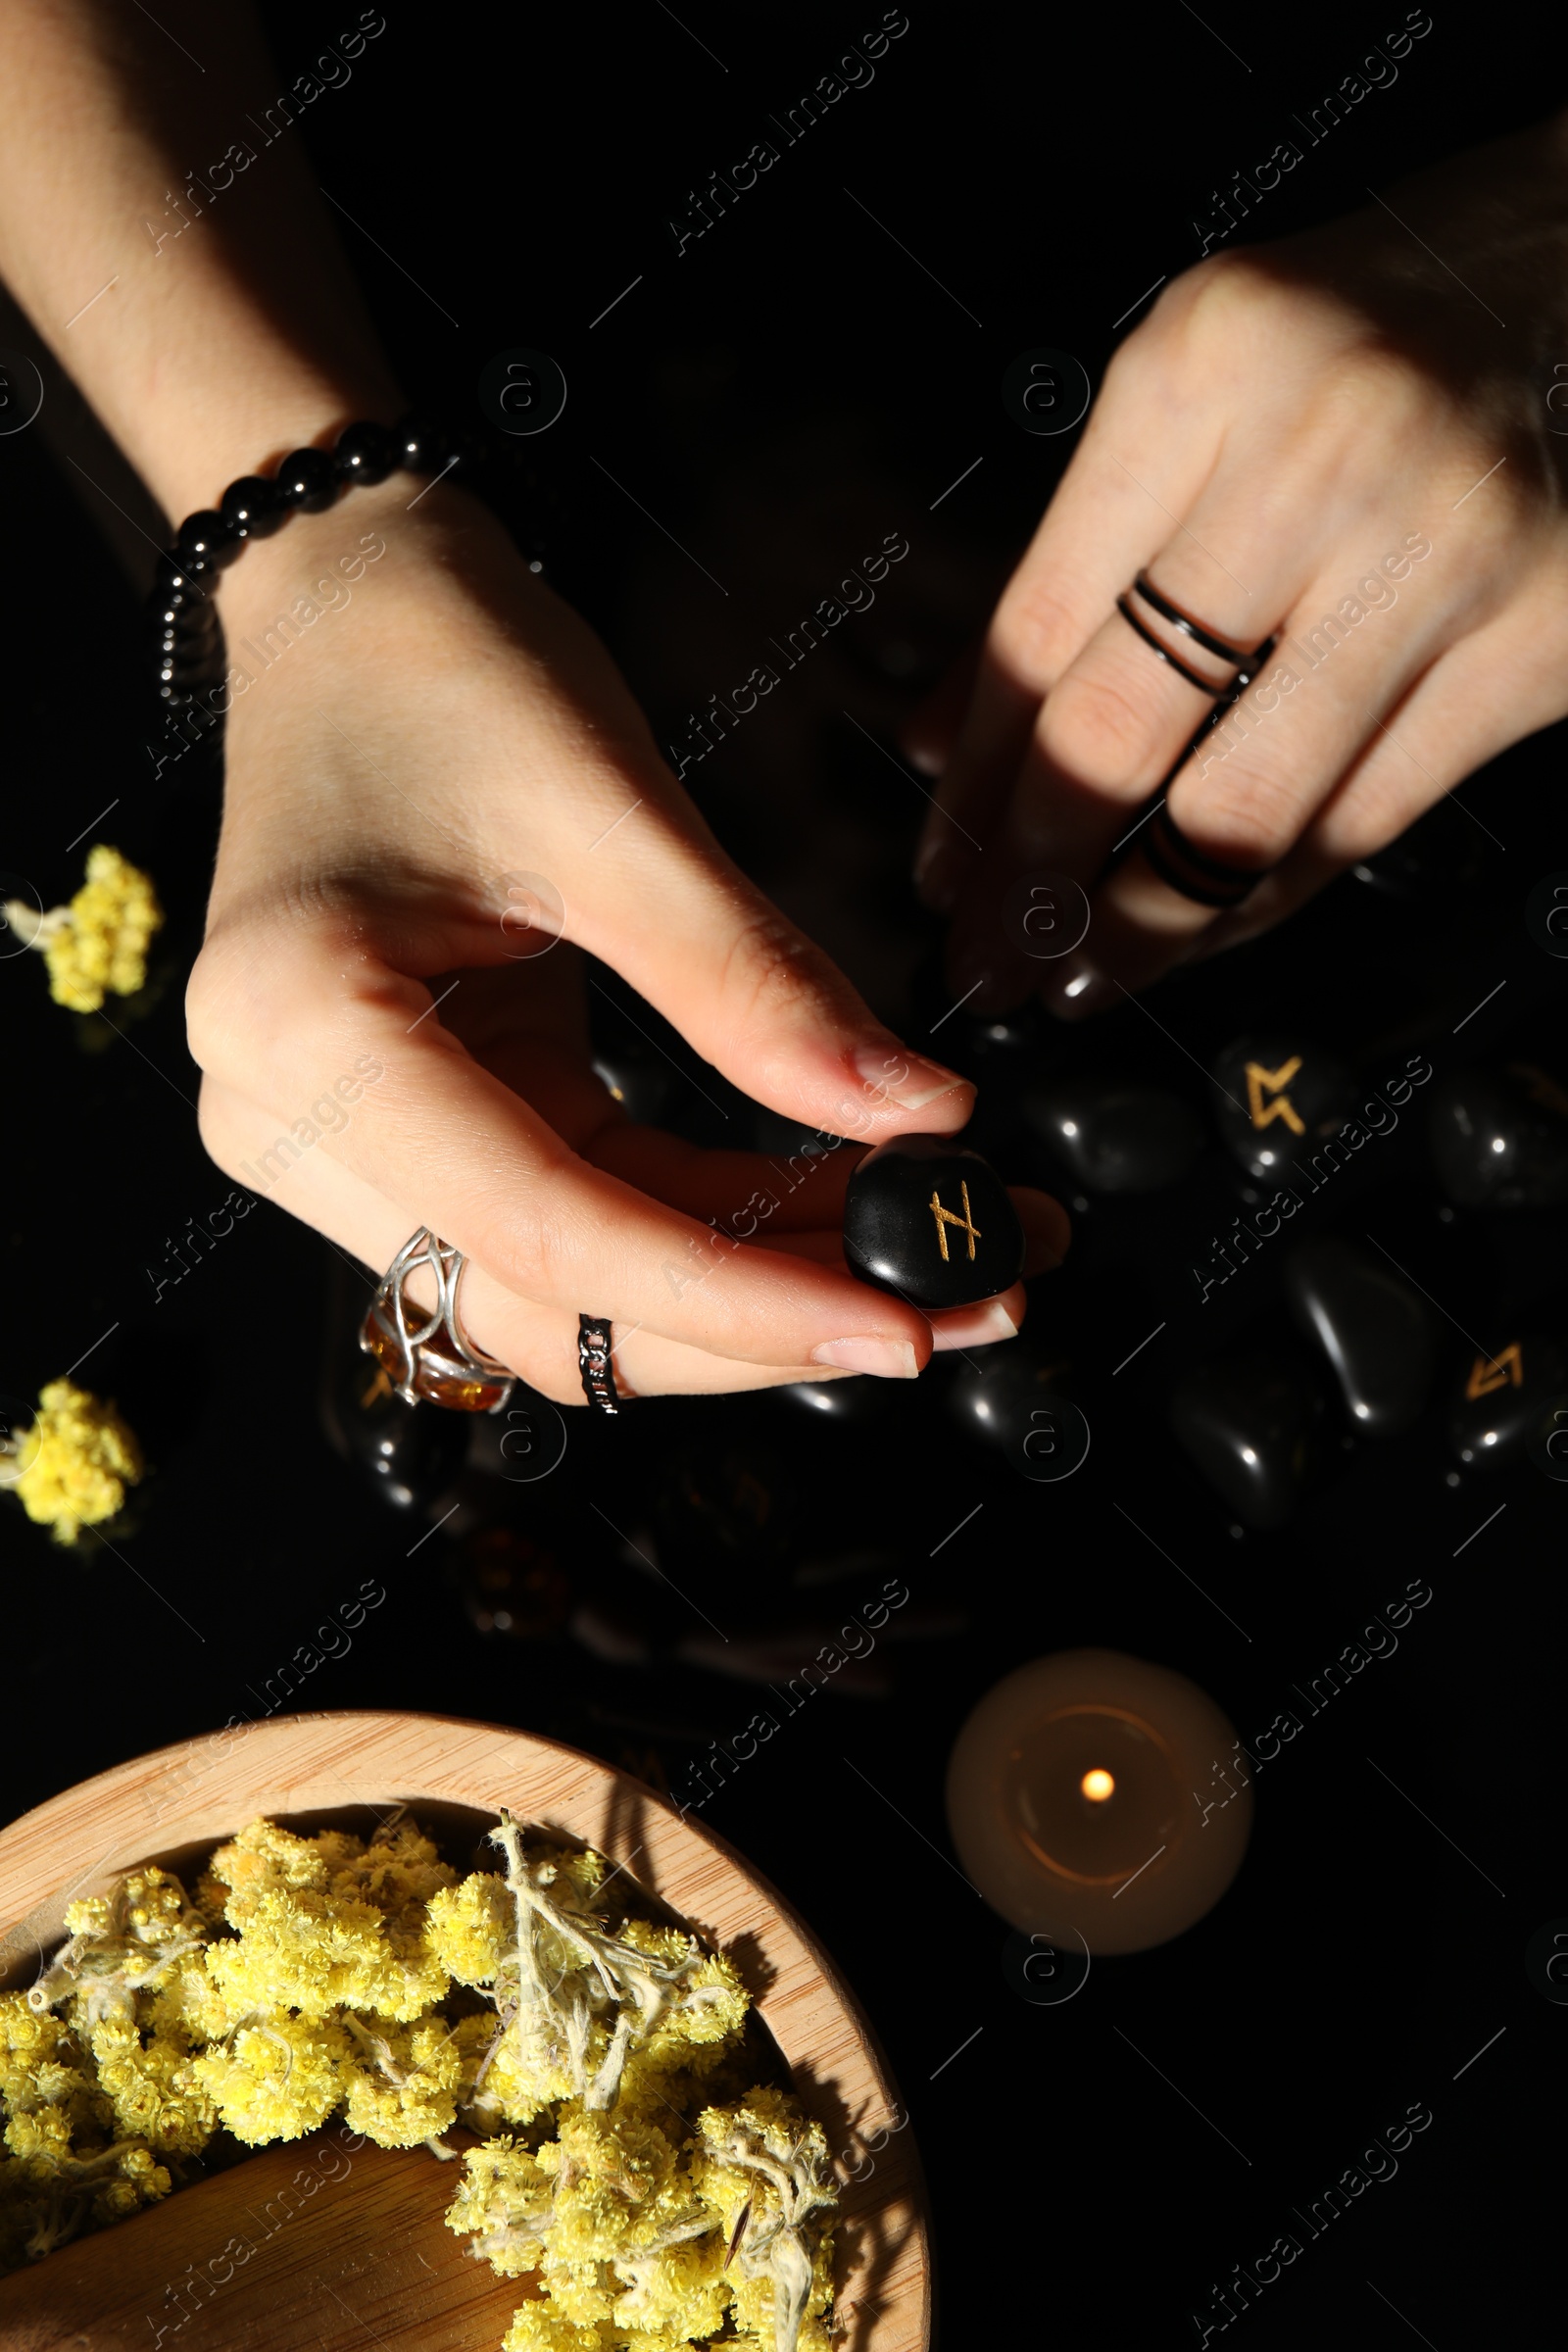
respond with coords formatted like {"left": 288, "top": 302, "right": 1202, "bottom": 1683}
{"left": 0, "top": 1711, "right": 930, "bottom": 2351}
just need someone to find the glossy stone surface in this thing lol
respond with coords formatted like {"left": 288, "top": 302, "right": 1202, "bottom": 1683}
{"left": 150, "top": 588, "right": 206, "bottom": 629}
{"left": 219, "top": 473, "right": 286, "bottom": 538}
{"left": 1428, "top": 1063, "right": 1568, "bottom": 1210}
{"left": 333, "top": 419, "right": 399, "bottom": 485}
{"left": 844, "top": 1135, "right": 1023, "bottom": 1309}
{"left": 336, "top": 1352, "right": 470, "bottom": 1510}
{"left": 1283, "top": 1237, "right": 1435, "bottom": 1437}
{"left": 1348, "top": 799, "right": 1486, "bottom": 901}
{"left": 948, "top": 1348, "right": 1088, "bottom": 1480}
{"left": 153, "top": 555, "right": 205, "bottom": 601}
{"left": 362, "top": 1310, "right": 511, "bottom": 1412}
{"left": 1170, "top": 1345, "right": 1323, "bottom": 1529}
{"left": 174, "top": 509, "right": 238, "bottom": 571}
{"left": 1210, "top": 1034, "right": 1352, "bottom": 1184}
{"left": 1024, "top": 1079, "right": 1204, "bottom": 1194}
{"left": 591, "top": 1047, "right": 677, "bottom": 1127}
{"left": 773, "top": 1372, "right": 907, "bottom": 1427}
{"left": 1446, "top": 1333, "right": 1568, "bottom": 1470}
{"left": 274, "top": 447, "right": 338, "bottom": 512}
{"left": 392, "top": 412, "right": 449, "bottom": 472}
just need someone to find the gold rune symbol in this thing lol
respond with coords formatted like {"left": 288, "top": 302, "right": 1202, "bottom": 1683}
{"left": 1245, "top": 1055, "right": 1305, "bottom": 1134}
{"left": 929, "top": 1181, "right": 981, "bottom": 1262}
{"left": 1466, "top": 1343, "right": 1523, "bottom": 1400}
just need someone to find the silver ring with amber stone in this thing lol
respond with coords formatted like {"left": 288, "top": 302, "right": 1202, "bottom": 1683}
{"left": 361, "top": 1229, "right": 515, "bottom": 1412}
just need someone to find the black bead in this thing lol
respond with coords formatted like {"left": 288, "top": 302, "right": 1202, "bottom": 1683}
{"left": 154, "top": 554, "right": 206, "bottom": 600}
{"left": 843, "top": 1135, "right": 1024, "bottom": 1309}
{"left": 1283, "top": 1237, "right": 1435, "bottom": 1438}
{"left": 392, "top": 411, "right": 448, "bottom": 472}
{"left": 332, "top": 419, "right": 398, "bottom": 485}
{"left": 219, "top": 473, "right": 286, "bottom": 539}
{"left": 154, "top": 598, "right": 215, "bottom": 643}
{"left": 1209, "top": 1033, "right": 1354, "bottom": 1184}
{"left": 149, "top": 585, "right": 196, "bottom": 624}
{"left": 150, "top": 593, "right": 209, "bottom": 634}
{"left": 1428, "top": 1063, "right": 1568, "bottom": 1211}
{"left": 273, "top": 447, "right": 338, "bottom": 512}
{"left": 159, "top": 648, "right": 219, "bottom": 689}
{"left": 175, "top": 509, "right": 239, "bottom": 571}
{"left": 1446, "top": 1333, "right": 1568, "bottom": 1470}
{"left": 1024, "top": 1079, "right": 1205, "bottom": 1195}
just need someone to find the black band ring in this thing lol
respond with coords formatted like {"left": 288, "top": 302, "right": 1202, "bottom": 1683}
{"left": 1114, "top": 596, "right": 1229, "bottom": 695}
{"left": 1141, "top": 800, "right": 1275, "bottom": 908}
{"left": 577, "top": 1314, "right": 622, "bottom": 1413}
{"left": 1131, "top": 572, "right": 1255, "bottom": 667}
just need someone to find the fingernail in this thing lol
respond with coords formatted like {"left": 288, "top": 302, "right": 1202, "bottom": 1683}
{"left": 930, "top": 1298, "right": 1020, "bottom": 1352}
{"left": 809, "top": 1337, "right": 920, "bottom": 1379}
{"left": 850, "top": 1046, "right": 968, "bottom": 1111}
{"left": 1043, "top": 956, "right": 1117, "bottom": 1022}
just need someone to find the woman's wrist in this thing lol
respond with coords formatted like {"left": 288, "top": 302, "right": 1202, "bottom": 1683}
{"left": 213, "top": 466, "right": 503, "bottom": 638}
{"left": 139, "top": 378, "right": 406, "bottom": 533}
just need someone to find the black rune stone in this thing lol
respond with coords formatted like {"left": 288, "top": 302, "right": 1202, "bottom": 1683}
{"left": 1446, "top": 1333, "right": 1568, "bottom": 1470}
{"left": 1283, "top": 1236, "right": 1435, "bottom": 1438}
{"left": 1024, "top": 1078, "right": 1205, "bottom": 1194}
{"left": 843, "top": 1135, "right": 1023, "bottom": 1310}
{"left": 1169, "top": 1343, "right": 1324, "bottom": 1530}
{"left": 1428, "top": 1063, "right": 1568, "bottom": 1211}
{"left": 1210, "top": 1034, "right": 1352, "bottom": 1184}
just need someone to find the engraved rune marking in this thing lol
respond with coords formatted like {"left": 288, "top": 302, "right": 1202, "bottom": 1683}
{"left": 1245, "top": 1055, "right": 1305, "bottom": 1133}
{"left": 929, "top": 1182, "right": 981, "bottom": 1262}
{"left": 1466, "top": 1342, "right": 1523, "bottom": 1400}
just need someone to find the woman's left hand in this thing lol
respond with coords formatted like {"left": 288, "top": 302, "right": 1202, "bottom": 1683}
{"left": 909, "top": 115, "right": 1568, "bottom": 1014}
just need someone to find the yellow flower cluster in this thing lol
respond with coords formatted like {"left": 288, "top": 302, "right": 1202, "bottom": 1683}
{"left": 40, "top": 845, "right": 164, "bottom": 1012}
{"left": 6, "top": 1380, "right": 144, "bottom": 1544}
{"left": 0, "top": 1867, "right": 203, "bottom": 2271}
{"left": 0, "top": 1815, "right": 836, "bottom": 2352}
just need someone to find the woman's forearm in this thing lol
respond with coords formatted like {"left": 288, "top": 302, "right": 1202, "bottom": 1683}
{"left": 0, "top": 0, "right": 401, "bottom": 521}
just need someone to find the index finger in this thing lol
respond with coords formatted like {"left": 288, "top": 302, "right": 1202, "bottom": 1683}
{"left": 190, "top": 932, "right": 942, "bottom": 1378}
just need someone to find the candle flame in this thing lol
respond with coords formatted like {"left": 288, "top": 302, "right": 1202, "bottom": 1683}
{"left": 1081, "top": 1768, "right": 1114, "bottom": 1802}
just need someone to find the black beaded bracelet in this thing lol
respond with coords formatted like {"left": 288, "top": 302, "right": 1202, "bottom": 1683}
{"left": 149, "top": 414, "right": 486, "bottom": 713}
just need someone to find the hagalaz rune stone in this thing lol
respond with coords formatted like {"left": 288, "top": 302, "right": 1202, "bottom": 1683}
{"left": 843, "top": 1135, "right": 1025, "bottom": 1310}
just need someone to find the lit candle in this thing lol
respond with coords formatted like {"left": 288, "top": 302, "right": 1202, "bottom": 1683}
{"left": 946, "top": 1648, "right": 1252, "bottom": 1955}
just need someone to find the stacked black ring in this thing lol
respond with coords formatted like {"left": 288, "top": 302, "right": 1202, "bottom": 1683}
{"left": 150, "top": 415, "right": 485, "bottom": 713}
{"left": 1115, "top": 571, "right": 1275, "bottom": 697}
{"left": 1141, "top": 800, "right": 1274, "bottom": 908}
{"left": 1111, "top": 570, "right": 1281, "bottom": 906}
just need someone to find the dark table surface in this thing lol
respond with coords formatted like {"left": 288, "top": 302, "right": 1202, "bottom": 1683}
{"left": 2, "top": 6, "right": 1563, "bottom": 2343}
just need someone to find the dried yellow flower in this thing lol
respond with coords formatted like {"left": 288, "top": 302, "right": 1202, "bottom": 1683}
{"left": 190, "top": 2015, "right": 349, "bottom": 2146}
{"left": 30, "top": 846, "right": 163, "bottom": 1012}
{"left": 0, "top": 1815, "right": 838, "bottom": 2352}
{"left": 5, "top": 1381, "right": 143, "bottom": 1545}
{"left": 85, "top": 2020, "right": 216, "bottom": 2156}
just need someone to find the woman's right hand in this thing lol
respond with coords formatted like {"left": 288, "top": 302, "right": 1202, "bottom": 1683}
{"left": 189, "top": 473, "right": 1068, "bottom": 1402}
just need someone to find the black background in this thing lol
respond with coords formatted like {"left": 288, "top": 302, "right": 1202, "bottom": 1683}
{"left": 3, "top": 3, "right": 1565, "bottom": 2344}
